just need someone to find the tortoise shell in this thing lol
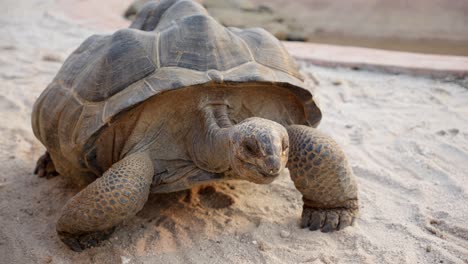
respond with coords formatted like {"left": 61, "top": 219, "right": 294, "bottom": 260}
{"left": 32, "top": 0, "right": 321, "bottom": 175}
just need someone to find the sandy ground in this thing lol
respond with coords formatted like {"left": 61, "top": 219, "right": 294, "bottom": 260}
{"left": 1, "top": 0, "right": 468, "bottom": 263}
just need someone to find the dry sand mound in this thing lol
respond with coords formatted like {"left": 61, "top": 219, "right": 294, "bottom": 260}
{"left": 1, "top": 0, "right": 467, "bottom": 263}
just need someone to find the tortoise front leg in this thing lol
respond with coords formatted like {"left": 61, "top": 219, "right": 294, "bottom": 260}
{"left": 287, "top": 125, "right": 359, "bottom": 232}
{"left": 57, "top": 152, "right": 154, "bottom": 251}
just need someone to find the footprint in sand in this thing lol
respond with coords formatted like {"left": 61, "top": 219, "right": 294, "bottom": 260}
{"left": 197, "top": 186, "right": 234, "bottom": 209}
{"left": 349, "top": 127, "right": 364, "bottom": 145}
{"left": 426, "top": 217, "right": 468, "bottom": 251}
{"left": 0, "top": 95, "right": 21, "bottom": 111}
{"left": 436, "top": 128, "right": 459, "bottom": 136}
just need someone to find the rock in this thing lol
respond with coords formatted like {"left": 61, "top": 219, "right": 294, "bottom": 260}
{"left": 0, "top": 182, "right": 10, "bottom": 189}
{"left": 448, "top": 128, "right": 459, "bottom": 135}
{"left": 43, "top": 255, "right": 53, "bottom": 263}
{"left": 332, "top": 80, "right": 343, "bottom": 86}
{"left": 42, "top": 53, "right": 63, "bottom": 63}
{"left": 280, "top": 230, "right": 290, "bottom": 238}
{"left": 20, "top": 208, "right": 34, "bottom": 216}
{"left": 286, "top": 31, "right": 308, "bottom": 42}
{"left": 121, "top": 256, "right": 131, "bottom": 264}
{"left": 257, "top": 241, "right": 268, "bottom": 251}
{"left": 426, "top": 245, "right": 432, "bottom": 252}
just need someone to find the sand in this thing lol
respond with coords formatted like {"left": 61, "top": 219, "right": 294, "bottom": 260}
{"left": 1, "top": 0, "right": 468, "bottom": 263}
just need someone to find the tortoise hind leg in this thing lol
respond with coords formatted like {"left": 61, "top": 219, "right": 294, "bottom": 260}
{"left": 56, "top": 152, "right": 154, "bottom": 251}
{"left": 34, "top": 152, "right": 59, "bottom": 178}
{"left": 286, "top": 125, "right": 359, "bottom": 232}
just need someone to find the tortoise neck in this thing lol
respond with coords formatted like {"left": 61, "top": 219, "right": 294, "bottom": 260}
{"left": 188, "top": 104, "right": 232, "bottom": 173}
{"left": 211, "top": 104, "right": 233, "bottom": 128}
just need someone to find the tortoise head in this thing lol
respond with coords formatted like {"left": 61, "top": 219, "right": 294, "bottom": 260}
{"left": 229, "top": 117, "right": 289, "bottom": 184}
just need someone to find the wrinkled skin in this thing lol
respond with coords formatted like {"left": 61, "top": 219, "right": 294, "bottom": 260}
{"left": 228, "top": 118, "right": 289, "bottom": 184}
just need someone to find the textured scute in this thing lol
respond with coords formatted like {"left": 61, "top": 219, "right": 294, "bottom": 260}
{"left": 32, "top": 82, "right": 83, "bottom": 156}
{"left": 222, "top": 62, "right": 274, "bottom": 83}
{"left": 159, "top": 14, "right": 251, "bottom": 71}
{"left": 57, "top": 94, "right": 84, "bottom": 156}
{"left": 146, "top": 67, "right": 211, "bottom": 91}
{"left": 232, "top": 27, "right": 303, "bottom": 81}
{"left": 74, "top": 29, "right": 156, "bottom": 102}
{"left": 73, "top": 104, "right": 105, "bottom": 146}
{"left": 102, "top": 78, "right": 156, "bottom": 123}
{"left": 129, "top": 0, "right": 180, "bottom": 31}
{"left": 151, "top": 0, "right": 209, "bottom": 31}
{"left": 58, "top": 34, "right": 110, "bottom": 90}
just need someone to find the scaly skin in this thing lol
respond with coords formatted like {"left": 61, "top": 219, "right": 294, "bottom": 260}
{"left": 56, "top": 152, "right": 154, "bottom": 251}
{"left": 286, "top": 125, "right": 359, "bottom": 232}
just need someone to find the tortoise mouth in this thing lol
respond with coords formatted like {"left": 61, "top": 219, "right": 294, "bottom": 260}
{"left": 259, "top": 171, "right": 280, "bottom": 178}
{"left": 235, "top": 156, "right": 280, "bottom": 183}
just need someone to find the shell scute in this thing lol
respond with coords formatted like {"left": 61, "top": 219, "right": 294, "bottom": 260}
{"left": 159, "top": 14, "right": 251, "bottom": 71}
{"left": 74, "top": 29, "right": 156, "bottom": 102}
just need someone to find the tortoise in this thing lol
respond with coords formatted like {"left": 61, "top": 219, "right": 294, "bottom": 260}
{"left": 32, "top": 0, "right": 358, "bottom": 251}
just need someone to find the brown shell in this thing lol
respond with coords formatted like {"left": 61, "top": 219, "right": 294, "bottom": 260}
{"left": 32, "top": 0, "right": 321, "bottom": 161}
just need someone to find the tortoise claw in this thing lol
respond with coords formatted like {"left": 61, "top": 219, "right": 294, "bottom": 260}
{"left": 58, "top": 227, "right": 115, "bottom": 252}
{"left": 301, "top": 205, "right": 357, "bottom": 232}
{"left": 34, "top": 152, "right": 59, "bottom": 179}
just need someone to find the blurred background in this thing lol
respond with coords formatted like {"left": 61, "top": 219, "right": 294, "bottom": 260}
{"left": 124, "top": 0, "right": 468, "bottom": 56}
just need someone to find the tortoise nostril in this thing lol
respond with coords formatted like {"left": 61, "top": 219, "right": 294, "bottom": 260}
{"left": 263, "top": 156, "right": 282, "bottom": 176}
{"left": 269, "top": 168, "right": 279, "bottom": 174}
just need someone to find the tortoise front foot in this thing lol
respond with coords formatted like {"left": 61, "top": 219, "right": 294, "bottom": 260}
{"left": 56, "top": 152, "right": 154, "bottom": 251}
{"left": 58, "top": 228, "right": 115, "bottom": 252}
{"left": 34, "top": 152, "right": 59, "bottom": 178}
{"left": 301, "top": 202, "right": 358, "bottom": 232}
{"left": 287, "top": 125, "right": 359, "bottom": 232}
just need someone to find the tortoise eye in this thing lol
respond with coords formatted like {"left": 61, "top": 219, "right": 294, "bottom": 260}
{"left": 282, "top": 138, "right": 289, "bottom": 153}
{"left": 244, "top": 138, "right": 259, "bottom": 155}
